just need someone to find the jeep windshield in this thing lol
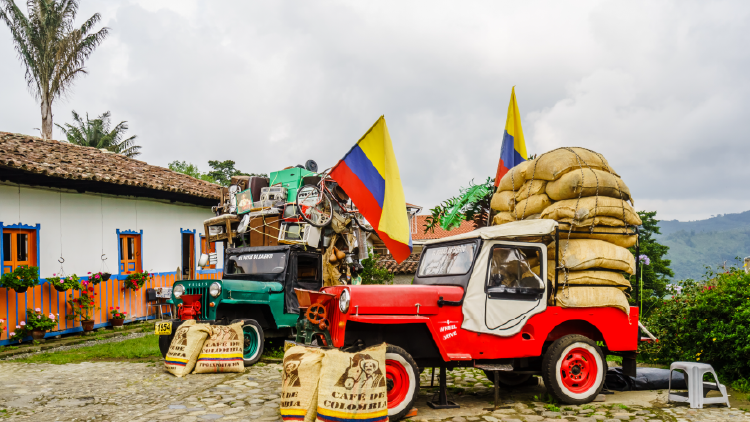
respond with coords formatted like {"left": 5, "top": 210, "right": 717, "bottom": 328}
{"left": 413, "top": 239, "right": 480, "bottom": 287}
{"left": 225, "top": 252, "right": 287, "bottom": 276}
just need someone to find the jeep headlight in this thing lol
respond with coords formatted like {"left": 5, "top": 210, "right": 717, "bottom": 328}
{"left": 339, "top": 289, "right": 350, "bottom": 313}
{"left": 173, "top": 284, "right": 185, "bottom": 298}
{"left": 209, "top": 282, "right": 222, "bottom": 298}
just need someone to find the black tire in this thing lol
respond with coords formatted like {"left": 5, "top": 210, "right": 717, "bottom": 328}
{"left": 385, "top": 345, "right": 420, "bottom": 421}
{"left": 158, "top": 319, "right": 183, "bottom": 358}
{"left": 541, "top": 334, "right": 607, "bottom": 404}
{"left": 482, "top": 370, "right": 533, "bottom": 387}
{"left": 232, "top": 319, "right": 265, "bottom": 366}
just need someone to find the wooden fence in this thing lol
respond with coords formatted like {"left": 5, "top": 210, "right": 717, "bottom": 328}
{"left": 0, "top": 270, "right": 221, "bottom": 346}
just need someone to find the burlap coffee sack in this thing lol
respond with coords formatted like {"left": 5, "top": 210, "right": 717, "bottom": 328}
{"left": 547, "top": 239, "right": 635, "bottom": 274}
{"left": 533, "top": 147, "right": 619, "bottom": 181}
{"left": 316, "top": 344, "right": 388, "bottom": 422}
{"left": 559, "top": 225, "right": 637, "bottom": 248}
{"left": 541, "top": 197, "right": 642, "bottom": 226}
{"left": 515, "top": 179, "right": 548, "bottom": 202}
{"left": 165, "top": 320, "right": 211, "bottom": 377}
{"left": 492, "top": 212, "right": 517, "bottom": 226}
{"left": 497, "top": 159, "right": 534, "bottom": 191}
{"left": 513, "top": 194, "right": 552, "bottom": 219}
{"left": 490, "top": 190, "right": 515, "bottom": 212}
{"left": 281, "top": 346, "right": 326, "bottom": 422}
{"left": 546, "top": 168, "right": 631, "bottom": 202}
{"left": 193, "top": 322, "right": 245, "bottom": 374}
{"left": 549, "top": 286, "right": 630, "bottom": 315}
{"left": 535, "top": 264, "right": 632, "bottom": 291}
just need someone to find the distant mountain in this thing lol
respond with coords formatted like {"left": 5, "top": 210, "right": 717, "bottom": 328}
{"left": 655, "top": 211, "right": 750, "bottom": 281}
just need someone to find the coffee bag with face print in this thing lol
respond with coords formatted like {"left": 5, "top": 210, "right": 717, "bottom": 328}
{"left": 281, "top": 345, "right": 326, "bottom": 422}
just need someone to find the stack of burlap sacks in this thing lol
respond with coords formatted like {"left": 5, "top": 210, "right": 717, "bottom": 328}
{"left": 490, "top": 147, "right": 640, "bottom": 315}
{"left": 164, "top": 320, "right": 245, "bottom": 377}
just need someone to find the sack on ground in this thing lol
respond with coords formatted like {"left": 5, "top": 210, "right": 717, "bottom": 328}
{"left": 549, "top": 286, "right": 630, "bottom": 315}
{"left": 560, "top": 225, "right": 638, "bottom": 248}
{"left": 281, "top": 346, "right": 326, "bottom": 422}
{"left": 536, "top": 264, "right": 632, "bottom": 290}
{"left": 492, "top": 212, "right": 517, "bottom": 226}
{"left": 193, "top": 322, "right": 245, "bottom": 374}
{"left": 165, "top": 320, "right": 211, "bottom": 377}
{"left": 546, "top": 168, "right": 632, "bottom": 202}
{"left": 490, "top": 190, "right": 515, "bottom": 212}
{"left": 317, "top": 344, "right": 388, "bottom": 422}
{"left": 541, "top": 197, "right": 642, "bottom": 226}
{"left": 515, "top": 180, "right": 548, "bottom": 202}
{"left": 497, "top": 160, "right": 534, "bottom": 191}
{"left": 533, "top": 147, "right": 619, "bottom": 181}
{"left": 513, "top": 194, "right": 552, "bottom": 219}
{"left": 547, "top": 239, "right": 635, "bottom": 274}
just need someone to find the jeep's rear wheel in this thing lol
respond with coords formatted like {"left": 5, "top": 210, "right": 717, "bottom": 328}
{"left": 385, "top": 345, "right": 419, "bottom": 421}
{"left": 542, "top": 334, "right": 606, "bottom": 404}
{"left": 232, "top": 319, "right": 264, "bottom": 366}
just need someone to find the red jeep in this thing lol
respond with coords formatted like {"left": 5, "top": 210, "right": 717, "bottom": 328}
{"left": 310, "top": 220, "right": 642, "bottom": 420}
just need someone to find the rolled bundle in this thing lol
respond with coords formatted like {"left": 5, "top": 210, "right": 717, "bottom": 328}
{"left": 498, "top": 160, "right": 534, "bottom": 191}
{"left": 493, "top": 212, "right": 517, "bottom": 225}
{"left": 515, "top": 180, "right": 548, "bottom": 201}
{"left": 535, "top": 264, "right": 632, "bottom": 291}
{"left": 490, "top": 190, "right": 515, "bottom": 212}
{"left": 513, "top": 194, "right": 552, "bottom": 218}
{"left": 546, "top": 168, "right": 631, "bottom": 202}
{"left": 531, "top": 147, "right": 619, "bottom": 181}
{"left": 541, "top": 197, "right": 642, "bottom": 227}
{"left": 549, "top": 286, "right": 631, "bottom": 315}
{"left": 561, "top": 225, "right": 638, "bottom": 248}
{"left": 547, "top": 239, "right": 636, "bottom": 274}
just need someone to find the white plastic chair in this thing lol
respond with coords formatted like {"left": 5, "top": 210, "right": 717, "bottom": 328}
{"left": 668, "top": 362, "right": 730, "bottom": 409}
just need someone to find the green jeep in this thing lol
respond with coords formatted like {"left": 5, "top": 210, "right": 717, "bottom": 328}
{"left": 157, "top": 245, "right": 323, "bottom": 365}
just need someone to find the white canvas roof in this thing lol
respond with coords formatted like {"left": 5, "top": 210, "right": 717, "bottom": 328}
{"left": 424, "top": 219, "right": 558, "bottom": 244}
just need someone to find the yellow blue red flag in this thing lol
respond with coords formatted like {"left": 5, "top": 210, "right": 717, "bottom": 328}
{"left": 494, "top": 87, "right": 528, "bottom": 186}
{"left": 330, "top": 116, "right": 412, "bottom": 263}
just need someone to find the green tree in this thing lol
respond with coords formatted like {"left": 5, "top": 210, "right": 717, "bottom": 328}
{"left": 360, "top": 251, "right": 395, "bottom": 285}
{"left": 206, "top": 160, "right": 266, "bottom": 186}
{"left": 0, "top": 0, "right": 109, "bottom": 140}
{"left": 56, "top": 111, "right": 140, "bottom": 157}
{"left": 631, "top": 210, "right": 674, "bottom": 315}
{"left": 168, "top": 160, "right": 216, "bottom": 183}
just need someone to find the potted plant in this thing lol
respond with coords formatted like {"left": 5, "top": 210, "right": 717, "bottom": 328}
{"left": 47, "top": 273, "right": 81, "bottom": 292}
{"left": 24, "top": 308, "right": 58, "bottom": 340}
{"left": 88, "top": 271, "right": 110, "bottom": 285}
{"left": 0, "top": 265, "right": 39, "bottom": 293}
{"left": 109, "top": 307, "right": 127, "bottom": 327}
{"left": 8, "top": 326, "right": 25, "bottom": 344}
{"left": 123, "top": 271, "right": 150, "bottom": 291}
{"left": 0, "top": 318, "right": 5, "bottom": 339}
{"left": 66, "top": 280, "right": 100, "bottom": 332}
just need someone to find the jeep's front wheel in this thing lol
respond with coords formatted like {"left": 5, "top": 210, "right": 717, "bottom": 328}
{"left": 233, "top": 319, "right": 264, "bottom": 366}
{"left": 542, "top": 334, "right": 606, "bottom": 404}
{"left": 385, "top": 345, "right": 419, "bottom": 421}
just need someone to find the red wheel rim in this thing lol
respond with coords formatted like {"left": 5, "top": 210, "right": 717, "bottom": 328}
{"left": 385, "top": 358, "right": 409, "bottom": 408}
{"left": 560, "top": 347, "right": 598, "bottom": 394}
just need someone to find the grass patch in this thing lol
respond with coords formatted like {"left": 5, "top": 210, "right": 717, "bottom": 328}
{"left": 14, "top": 335, "right": 161, "bottom": 364}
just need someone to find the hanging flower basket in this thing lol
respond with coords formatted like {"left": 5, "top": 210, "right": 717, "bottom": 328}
{"left": 48, "top": 274, "right": 81, "bottom": 292}
{"left": 0, "top": 265, "right": 39, "bottom": 293}
{"left": 123, "top": 271, "right": 151, "bottom": 291}
{"left": 102, "top": 273, "right": 111, "bottom": 281}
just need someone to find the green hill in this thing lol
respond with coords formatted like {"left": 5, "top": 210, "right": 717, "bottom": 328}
{"left": 655, "top": 211, "right": 750, "bottom": 281}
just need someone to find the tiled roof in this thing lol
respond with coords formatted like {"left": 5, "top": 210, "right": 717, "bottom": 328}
{"left": 378, "top": 253, "right": 421, "bottom": 274}
{"left": 412, "top": 215, "right": 477, "bottom": 240}
{"left": 0, "top": 132, "right": 221, "bottom": 201}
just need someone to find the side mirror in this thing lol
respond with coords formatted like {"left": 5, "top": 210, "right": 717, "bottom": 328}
{"left": 198, "top": 253, "right": 209, "bottom": 268}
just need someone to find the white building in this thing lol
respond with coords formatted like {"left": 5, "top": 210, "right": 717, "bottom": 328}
{"left": 0, "top": 132, "right": 223, "bottom": 343}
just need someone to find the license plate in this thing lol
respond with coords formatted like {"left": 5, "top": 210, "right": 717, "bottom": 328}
{"left": 154, "top": 321, "right": 172, "bottom": 335}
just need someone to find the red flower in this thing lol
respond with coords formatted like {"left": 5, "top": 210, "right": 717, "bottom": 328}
{"left": 88, "top": 286, "right": 94, "bottom": 292}
{"left": 79, "top": 305, "right": 83, "bottom": 308}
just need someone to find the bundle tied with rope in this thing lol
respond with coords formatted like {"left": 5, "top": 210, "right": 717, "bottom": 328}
{"left": 491, "top": 147, "right": 640, "bottom": 315}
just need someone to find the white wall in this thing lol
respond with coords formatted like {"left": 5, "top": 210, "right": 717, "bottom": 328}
{"left": 0, "top": 182, "right": 222, "bottom": 278}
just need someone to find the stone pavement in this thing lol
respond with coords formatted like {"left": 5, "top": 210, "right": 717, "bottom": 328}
{"left": 0, "top": 362, "right": 747, "bottom": 421}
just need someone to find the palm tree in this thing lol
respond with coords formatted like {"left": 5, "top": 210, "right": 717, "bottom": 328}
{"left": 0, "top": 0, "right": 108, "bottom": 140}
{"left": 56, "top": 110, "right": 141, "bottom": 157}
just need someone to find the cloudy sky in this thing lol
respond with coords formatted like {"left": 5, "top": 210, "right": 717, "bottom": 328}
{"left": 2, "top": 0, "right": 749, "bottom": 222}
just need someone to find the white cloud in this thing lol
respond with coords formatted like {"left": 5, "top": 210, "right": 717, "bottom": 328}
{"left": 1, "top": 0, "right": 749, "bottom": 221}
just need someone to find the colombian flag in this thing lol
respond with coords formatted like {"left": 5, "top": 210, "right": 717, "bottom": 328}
{"left": 330, "top": 116, "right": 412, "bottom": 263}
{"left": 494, "top": 87, "right": 528, "bottom": 187}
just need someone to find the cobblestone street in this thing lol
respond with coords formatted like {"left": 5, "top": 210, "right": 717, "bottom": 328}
{"left": 0, "top": 362, "right": 747, "bottom": 422}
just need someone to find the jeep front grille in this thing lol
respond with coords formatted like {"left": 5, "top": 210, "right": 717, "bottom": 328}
{"left": 182, "top": 283, "right": 211, "bottom": 319}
